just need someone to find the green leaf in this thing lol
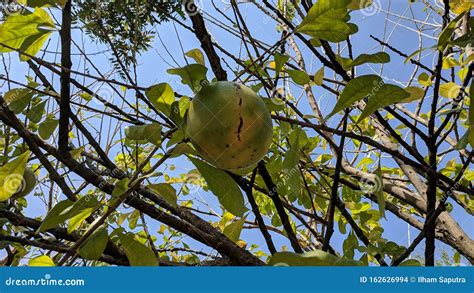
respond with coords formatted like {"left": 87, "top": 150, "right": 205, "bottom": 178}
{"left": 38, "top": 196, "right": 99, "bottom": 232}
{"left": 78, "top": 226, "right": 108, "bottom": 261}
{"left": 0, "top": 151, "right": 30, "bottom": 202}
{"left": 399, "top": 259, "right": 422, "bottom": 266}
{"left": 274, "top": 53, "right": 289, "bottom": 76}
{"left": 124, "top": 123, "right": 162, "bottom": 146}
{"left": 185, "top": 48, "right": 205, "bottom": 65}
{"left": 344, "top": 52, "right": 390, "bottom": 69}
{"left": 28, "top": 255, "right": 55, "bottom": 266}
{"left": 269, "top": 250, "right": 362, "bottom": 266}
{"left": 148, "top": 183, "right": 177, "bottom": 207}
{"left": 358, "top": 84, "right": 410, "bottom": 122}
{"left": 190, "top": 158, "right": 246, "bottom": 217}
{"left": 67, "top": 208, "right": 92, "bottom": 234}
{"left": 25, "top": 100, "right": 46, "bottom": 123}
{"left": 223, "top": 218, "right": 245, "bottom": 242}
{"left": 313, "top": 67, "right": 325, "bottom": 86}
{"left": 118, "top": 233, "right": 158, "bottom": 266}
{"left": 167, "top": 64, "right": 208, "bottom": 92}
{"left": 298, "top": 21, "right": 355, "bottom": 43}
{"left": 297, "top": 0, "right": 354, "bottom": 42}
{"left": 469, "top": 81, "right": 474, "bottom": 147}
{"left": 418, "top": 72, "right": 432, "bottom": 87}
{"left": 401, "top": 86, "right": 425, "bottom": 103}
{"left": 328, "top": 75, "right": 383, "bottom": 118}
{"left": 5, "top": 88, "right": 34, "bottom": 113}
{"left": 456, "top": 131, "right": 469, "bottom": 150}
{"left": 146, "top": 83, "right": 175, "bottom": 116}
{"left": 438, "top": 12, "right": 465, "bottom": 50}
{"left": 0, "top": 8, "right": 55, "bottom": 60}
{"left": 286, "top": 69, "right": 311, "bottom": 85}
{"left": 112, "top": 178, "right": 130, "bottom": 198}
{"left": 38, "top": 117, "right": 58, "bottom": 139}
{"left": 439, "top": 82, "right": 461, "bottom": 98}
{"left": 375, "top": 160, "right": 385, "bottom": 218}
{"left": 38, "top": 200, "right": 74, "bottom": 232}
{"left": 299, "top": 0, "right": 351, "bottom": 28}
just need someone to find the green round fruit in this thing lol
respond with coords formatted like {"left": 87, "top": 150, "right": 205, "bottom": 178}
{"left": 11, "top": 168, "right": 36, "bottom": 199}
{"left": 186, "top": 81, "right": 273, "bottom": 171}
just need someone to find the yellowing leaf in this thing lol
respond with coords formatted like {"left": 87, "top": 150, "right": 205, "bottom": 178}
{"left": 29, "top": 255, "right": 55, "bottom": 266}
{"left": 402, "top": 86, "right": 425, "bottom": 103}
{"left": 418, "top": 72, "right": 432, "bottom": 87}
{"left": 185, "top": 48, "right": 205, "bottom": 65}
{"left": 0, "top": 152, "right": 30, "bottom": 202}
{"left": 439, "top": 82, "right": 461, "bottom": 99}
{"left": 0, "top": 8, "right": 55, "bottom": 60}
{"left": 146, "top": 83, "right": 175, "bottom": 116}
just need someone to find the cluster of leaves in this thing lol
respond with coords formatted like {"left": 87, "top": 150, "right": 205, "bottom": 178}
{"left": 73, "top": 0, "right": 182, "bottom": 72}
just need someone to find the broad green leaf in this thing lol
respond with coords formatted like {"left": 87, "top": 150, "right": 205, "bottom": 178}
{"left": 28, "top": 255, "right": 55, "bottom": 266}
{"left": 146, "top": 83, "right": 175, "bottom": 116}
{"left": 439, "top": 82, "right": 461, "bottom": 98}
{"left": 0, "top": 151, "right": 30, "bottom": 202}
{"left": 0, "top": 8, "right": 55, "bottom": 60}
{"left": 328, "top": 75, "right": 383, "bottom": 118}
{"left": 78, "top": 226, "right": 108, "bottom": 261}
{"left": 67, "top": 208, "right": 92, "bottom": 234}
{"left": 283, "top": 130, "right": 301, "bottom": 197}
{"left": 190, "top": 158, "right": 246, "bottom": 217}
{"left": 38, "top": 200, "right": 74, "bottom": 232}
{"left": 167, "top": 64, "right": 208, "bottom": 93}
{"left": 438, "top": 12, "right": 465, "bottom": 50}
{"left": 118, "top": 233, "right": 158, "bottom": 266}
{"left": 456, "top": 131, "right": 469, "bottom": 150}
{"left": 399, "top": 259, "right": 422, "bottom": 266}
{"left": 375, "top": 161, "right": 385, "bottom": 218}
{"left": 38, "top": 196, "right": 99, "bottom": 232}
{"left": 223, "top": 218, "right": 245, "bottom": 242}
{"left": 274, "top": 53, "right": 290, "bottom": 76}
{"left": 418, "top": 72, "right": 432, "bottom": 87}
{"left": 286, "top": 69, "right": 311, "bottom": 85}
{"left": 269, "top": 250, "right": 362, "bottom": 266}
{"left": 348, "top": 0, "right": 372, "bottom": 10}
{"left": 299, "top": 0, "right": 351, "bottom": 27}
{"left": 313, "top": 67, "right": 325, "bottom": 86}
{"left": 469, "top": 82, "right": 474, "bottom": 147}
{"left": 298, "top": 21, "right": 354, "bottom": 42}
{"left": 25, "top": 100, "right": 46, "bottom": 123}
{"left": 5, "top": 88, "right": 34, "bottom": 113}
{"left": 124, "top": 123, "right": 162, "bottom": 146}
{"left": 38, "top": 117, "right": 58, "bottom": 139}
{"left": 401, "top": 86, "right": 425, "bottom": 103}
{"left": 185, "top": 48, "right": 205, "bottom": 65}
{"left": 112, "top": 178, "right": 130, "bottom": 198}
{"left": 343, "top": 52, "right": 390, "bottom": 69}
{"left": 148, "top": 183, "right": 177, "bottom": 207}
{"left": 358, "top": 84, "right": 410, "bottom": 122}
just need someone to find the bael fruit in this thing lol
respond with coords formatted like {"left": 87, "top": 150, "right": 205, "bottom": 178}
{"left": 186, "top": 81, "right": 273, "bottom": 171}
{"left": 11, "top": 168, "right": 37, "bottom": 199}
